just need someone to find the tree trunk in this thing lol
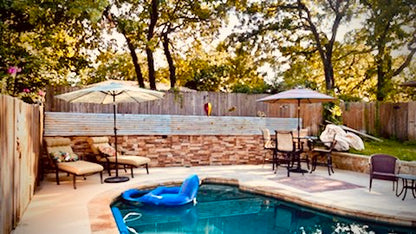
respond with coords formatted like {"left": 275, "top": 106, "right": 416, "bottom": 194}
{"left": 323, "top": 58, "right": 335, "bottom": 91}
{"left": 296, "top": 0, "right": 351, "bottom": 93}
{"left": 162, "top": 32, "right": 176, "bottom": 89}
{"left": 146, "top": 0, "right": 159, "bottom": 90}
{"left": 125, "top": 35, "right": 145, "bottom": 88}
{"left": 146, "top": 48, "right": 156, "bottom": 89}
{"left": 103, "top": 7, "right": 145, "bottom": 88}
{"left": 376, "top": 63, "right": 386, "bottom": 101}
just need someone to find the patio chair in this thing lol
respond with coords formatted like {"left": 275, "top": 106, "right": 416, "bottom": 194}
{"left": 369, "top": 154, "right": 399, "bottom": 192}
{"left": 310, "top": 135, "right": 337, "bottom": 175}
{"left": 44, "top": 137, "right": 103, "bottom": 189}
{"left": 292, "top": 128, "right": 311, "bottom": 170}
{"left": 261, "top": 128, "right": 276, "bottom": 168}
{"left": 87, "top": 137, "right": 150, "bottom": 178}
{"left": 275, "top": 131, "right": 302, "bottom": 177}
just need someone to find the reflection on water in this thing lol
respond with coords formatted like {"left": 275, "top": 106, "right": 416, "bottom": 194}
{"left": 112, "top": 184, "right": 414, "bottom": 234}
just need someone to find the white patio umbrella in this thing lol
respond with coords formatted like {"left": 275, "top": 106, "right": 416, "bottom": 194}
{"left": 257, "top": 88, "right": 336, "bottom": 143}
{"left": 55, "top": 80, "right": 164, "bottom": 183}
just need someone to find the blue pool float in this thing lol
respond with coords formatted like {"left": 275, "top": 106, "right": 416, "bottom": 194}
{"left": 122, "top": 174, "right": 200, "bottom": 206}
{"left": 121, "top": 189, "right": 150, "bottom": 202}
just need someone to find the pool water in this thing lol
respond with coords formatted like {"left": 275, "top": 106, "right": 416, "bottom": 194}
{"left": 111, "top": 184, "right": 415, "bottom": 234}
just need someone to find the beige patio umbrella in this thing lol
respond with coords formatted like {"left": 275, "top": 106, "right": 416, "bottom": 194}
{"left": 257, "top": 88, "right": 336, "bottom": 146}
{"left": 55, "top": 80, "right": 164, "bottom": 183}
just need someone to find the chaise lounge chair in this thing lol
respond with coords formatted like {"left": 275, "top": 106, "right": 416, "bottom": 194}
{"left": 87, "top": 136, "right": 150, "bottom": 178}
{"left": 44, "top": 137, "right": 103, "bottom": 189}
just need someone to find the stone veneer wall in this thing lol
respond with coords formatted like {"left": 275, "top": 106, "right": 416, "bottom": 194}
{"left": 332, "top": 152, "right": 416, "bottom": 175}
{"left": 48, "top": 135, "right": 266, "bottom": 167}
{"left": 44, "top": 135, "right": 416, "bottom": 175}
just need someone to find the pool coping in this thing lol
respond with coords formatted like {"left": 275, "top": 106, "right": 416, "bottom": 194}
{"left": 88, "top": 176, "right": 415, "bottom": 233}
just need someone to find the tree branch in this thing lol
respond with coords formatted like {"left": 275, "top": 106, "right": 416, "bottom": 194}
{"left": 392, "top": 36, "right": 416, "bottom": 77}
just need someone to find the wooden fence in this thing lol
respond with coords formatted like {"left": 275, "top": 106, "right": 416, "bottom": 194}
{"left": 45, "top": 86, "right": 324, "bottom": 136}
{"left": 0, "top": 95, "right": 43, "bottom": 234}
{"left": 342, "top": 102, "right": 416, "bottom": 141}
{"left": 44, "top": 112, "right": 299, "bottom": 137}
{"left": 46, "top": 86, "right": 416, "bottom": 140}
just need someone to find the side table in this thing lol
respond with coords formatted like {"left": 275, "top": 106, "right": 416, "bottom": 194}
{"left": 395, "top": 174, "right": 416, "bottom": 201}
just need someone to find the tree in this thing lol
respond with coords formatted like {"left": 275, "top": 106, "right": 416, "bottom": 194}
{"left": 102, "top": 6, "right": 146, "bottom": 87}
{"left": 292, "top": 0, "right": 355, "bottom": 92}
{"left": 106, "top": 0, "right": 235, "bottom": 90}
{"left": 175, "top": 41, "right": 266, "bottom": 92}
{"left": 146, "top": 0, "right": 159, "bottom": 90}
{"left": 158, "top": 0, "right": 228, "bottom": 89}
{"left": 359, "top": 0, "right": 416, "bottom": 101}
{"left": 0, "top": 0, "right": 108, "bottom": 102}
{"left": 227, "top": 0, "right": 356, "bottom": 94}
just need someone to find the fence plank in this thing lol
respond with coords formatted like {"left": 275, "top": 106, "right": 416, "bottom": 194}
{"left": 0, "top": 95, "right": 15, "bottom": 234}
{"left": 408, "top": 102, "right": 416, "bottom": 140}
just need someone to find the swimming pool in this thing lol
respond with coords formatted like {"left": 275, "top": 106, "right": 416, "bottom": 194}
{"left": 111, "top": 183, "right": 415, "bottom": 234}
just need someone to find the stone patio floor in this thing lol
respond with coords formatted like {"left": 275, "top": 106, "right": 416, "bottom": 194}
{"left": 11, "top": 164, "right": 416, "bottom": 234}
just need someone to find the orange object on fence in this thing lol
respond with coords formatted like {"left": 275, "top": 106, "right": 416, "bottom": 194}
{"left": 204, "top": 102, "right": 212, "bottom": 116}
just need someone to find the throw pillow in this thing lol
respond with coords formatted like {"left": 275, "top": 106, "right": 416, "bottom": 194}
{"left": 49, "top": 151, "right": 79, "bottom": 163}
{"left": 98, "top": 145, "right": 116, "bottom": 157}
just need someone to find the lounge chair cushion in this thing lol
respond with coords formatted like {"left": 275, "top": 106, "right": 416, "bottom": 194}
{"left": 97, "top": 156, "right": 150, "bottom": 167}
{"left": 87, "top": 137, "right": 114, "bottom": 155}
{"left": 57, "top": 161, "right": 104, "bottom": 175}
{"left": 88, "top": 136, "right": 151, "bottom": 167}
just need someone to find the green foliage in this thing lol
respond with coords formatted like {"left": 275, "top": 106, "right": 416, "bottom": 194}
{"left": 0, "top": 0, "right": 415, "bottom": 103}
{"left": 175, "top": 42, "right": 266, "bottom": 92}
{"left": 358, "top": 0, "right": 416, "bottom": 101}
{"left": 323, "top": 102, "right": 343, "bottom": 125}
{"left": 231, "top": 82, "right": 271, "bottom": 94}
{"left": 81, "top": 51, "right": 140, "bottom": 85}
{"left": 0, "top": 0, "right": 109, "bottom": 102}
{"left": 349, "top": 138, "right": 416, "bottom": 162}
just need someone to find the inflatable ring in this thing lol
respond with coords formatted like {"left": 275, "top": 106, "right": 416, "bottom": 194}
{"left": 138, "top": 174, "right": 199, "bottom": 206}
{"left": 122, "top": 189, "right": 149, "bottom": 202}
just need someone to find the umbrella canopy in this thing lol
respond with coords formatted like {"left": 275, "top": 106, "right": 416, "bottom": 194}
{"left": 257, "top": 88, "right": 335, "bottom": 104}
{"left": 55, "top": 80, "right": 164, "bottom": 183}
{"left": 257, "top": 88, "right": 336, "bottom": 149}
{"left": 400, "top": 80, "right": 416, "bottom": 87}
{"left": 55, "top": 80, "right": 164, "bottom": 104}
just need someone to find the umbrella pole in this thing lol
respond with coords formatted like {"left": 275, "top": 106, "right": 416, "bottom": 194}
{"left": 289, "top": 98, "right": 308, "bottom": 174}
{"left": 114, "top": 98, "right": 118, "bottom": 177}
{"left": 297, "top": 99, "right": 301, "bottom": 148}
{"left": 104, "top": 93, "right": 129, "bottom": 183}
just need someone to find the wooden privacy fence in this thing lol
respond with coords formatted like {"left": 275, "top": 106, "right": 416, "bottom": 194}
{"left": 45, "top": 86, "right": 324, "bottom": 136}
{"left": 342, "top": 102, "right": 416, "bottom": 141}
{"left": 46, "top": 86, "right": 416, "bottom": 140}
{"left": 0, "top": 95, "right": 43, "bottom": 234}
{"left": 44, "top": 112, "right": 299, "bottom": 137}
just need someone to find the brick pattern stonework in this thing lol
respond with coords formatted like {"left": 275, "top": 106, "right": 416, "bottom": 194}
{"left": 46, "top": 135, "right": 267, "bottom": 168}
{"left": 43, "top": 136, "right": 416, "bottom": 174}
